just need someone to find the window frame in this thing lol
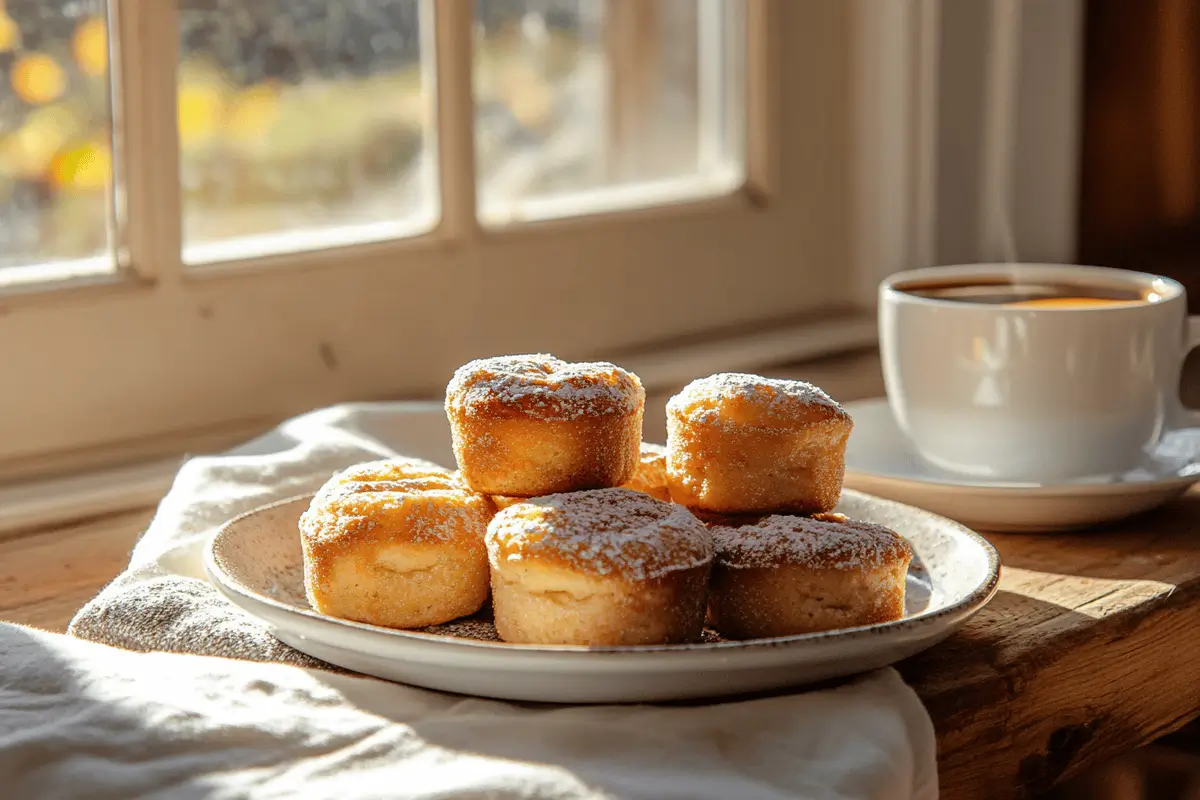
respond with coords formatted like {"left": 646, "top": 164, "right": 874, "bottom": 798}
{"left": 105, "top": 0, "right": 772, "bottom": 284}
{"left": 5, "top": 0, "right": 781, "bottom": 289}
{"left": 0, "top": 0, "right": 892, "bottom": 482}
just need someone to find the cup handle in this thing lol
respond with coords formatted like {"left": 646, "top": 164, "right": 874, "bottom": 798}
{"left": 1177, "top": 316, "right": 1200, "bottom": 429}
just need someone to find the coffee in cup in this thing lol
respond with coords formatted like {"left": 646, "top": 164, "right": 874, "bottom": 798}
{"left": 878, "top": 264, "right": 1198, "bottom": 482}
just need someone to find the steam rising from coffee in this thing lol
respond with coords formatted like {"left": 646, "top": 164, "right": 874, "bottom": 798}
{"left": 981, "top": 0, "right": 1022, "bottom": 268}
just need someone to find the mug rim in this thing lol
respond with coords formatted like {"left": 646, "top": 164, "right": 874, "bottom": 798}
{"left": 879, "top": 263, "right": 1184, "bottom": 312}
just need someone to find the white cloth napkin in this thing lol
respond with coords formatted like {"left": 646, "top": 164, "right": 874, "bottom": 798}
{"left": 1, "top": 623, "right": 935, "bottom": 799}
{"left": 27, "top": 402, "right": 938, "bottom": 799}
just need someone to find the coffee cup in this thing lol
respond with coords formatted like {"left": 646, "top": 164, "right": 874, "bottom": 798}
{"left": 878, "top": 263, "right": 1200, "bottom": 482}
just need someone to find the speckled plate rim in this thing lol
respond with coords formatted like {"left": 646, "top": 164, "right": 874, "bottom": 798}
{"left": 203, "top": 488, "right": 1001, "bottom": 657}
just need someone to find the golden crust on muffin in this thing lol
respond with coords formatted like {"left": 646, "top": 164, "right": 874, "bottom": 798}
{"left": 485, "top": 488, "right": 714, "bottom": 645}
{"left": 706, "top": 514, "right": 912, "bottom": 639}
{"left": 447, "top": 354, "right": 645, "bottom": 497}
{"left": 666, "top": 373, "right": 852, "bottom": 514}
{"left": 301, "top": 458, "right": 493, "bottom": 629}
{"left": 619, "top": 442, "right": 670, "bottom": 502}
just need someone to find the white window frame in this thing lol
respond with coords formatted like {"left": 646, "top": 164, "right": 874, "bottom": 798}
{"left": 0, "top": 0, "right": 1085, "bottom": 491}
{"left": 0, "top": 0, "right": 820, "bottom": 479}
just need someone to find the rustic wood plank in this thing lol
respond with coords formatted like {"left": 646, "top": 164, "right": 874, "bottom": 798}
{"left": 0, "top": 508, "right": 152, "bottom": 632}
{"left": 902, "top": 497, "right": 1200, "bottom": 798}
{"left": 0, "top": 349, "right": 1197, "bottom": 799}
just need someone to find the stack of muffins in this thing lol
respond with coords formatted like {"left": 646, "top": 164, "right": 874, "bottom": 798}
{"left": 300, "top": 354, "right": 913, "bottom": 646}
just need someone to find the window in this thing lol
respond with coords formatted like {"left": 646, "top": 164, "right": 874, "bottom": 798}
{"left": 0, "top": 1, "right": 113, "bottom": 281}
{"left": 177, "top": 0, "right": 437, "bottom": 262}
{"left": 2, "top": 0, "right": 868, "bottom": 480}
{"left": 473, "top": 0, "right": 745, "bottom": 225}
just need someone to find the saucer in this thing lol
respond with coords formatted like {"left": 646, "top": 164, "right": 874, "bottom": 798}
{"left": 843, "top": 398, "right": 1200, "bottom": 532}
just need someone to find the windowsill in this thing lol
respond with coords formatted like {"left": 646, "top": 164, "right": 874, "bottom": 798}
{"left": 477, "top": 169, "right": 747, "bottom": 228}
{"left": 0, "top": 312, "right": 880, "bottom": 539}
{"left": 182, "top": 209, "right": 440, "bottom": 266}
{"left": 0, "top": 256, "right": 118, "bottom": 293}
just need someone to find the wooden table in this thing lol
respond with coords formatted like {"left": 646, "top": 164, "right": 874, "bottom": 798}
{"left": 2, "top": 349, "right": 1199, "bottom": 798}
{"left": 902, "top": 501, "right": 1200, "bottom": 797}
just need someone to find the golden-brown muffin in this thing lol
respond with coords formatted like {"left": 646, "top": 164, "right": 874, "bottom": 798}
{"left": 446, "top": 354, "right": 645, "bottom": 497}
{"left": 317, "top": 457, "right": 448, "bottom": 499}
{"left": 706, "top": 512, "right": 913, "bottom": 639}
{"left": 666, "top": 373, "right": 852, "bottom": 514}
{"left": 485, "top": 488, "right": 714, "bottom": 646}
{"left": 490, "top": 442, "right": 670, "bottom": 510}
{"left": 619, "top": 442, "right": 670, "bottom": 501}
{"left": 489, "top": 494, "right": 527, "bottom": 511}
{"left": 300, "top": 458, "right": 494, "bottom": 629}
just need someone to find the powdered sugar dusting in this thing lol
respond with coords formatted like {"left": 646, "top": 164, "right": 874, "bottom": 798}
{"left": 446, "top": 354, "right": 644, "bottom": 421}
{"left": 487, "top": 487, "right": 714, "bottom": 581}
{"left": 312, "top": 458, "right": 452, "bottom": 503}
{"left": 710, "top": 514, "right": 913, "bottom": 571}
{"left": 301, "top": 460, "right": 492, "bottom": 547}
{"left": 666, "top": 373, "right": 848, "bottom": 430}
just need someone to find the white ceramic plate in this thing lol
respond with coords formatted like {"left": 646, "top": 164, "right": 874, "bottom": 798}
{"left": 844, "top": 398, "right": 1200, "bottom": 532}
{"left": 205, "top": 489, "right": 999, "bottom": 704}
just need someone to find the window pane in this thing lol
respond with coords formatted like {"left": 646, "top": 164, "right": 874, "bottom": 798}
{"left": 178, "top": 0, "right": 434, "bottom": 263}
{"left": 474, "top": 0, "right": 745, "bottom": 225}
{"left": 0, "top": 0, "right": 113, "bottom": 274}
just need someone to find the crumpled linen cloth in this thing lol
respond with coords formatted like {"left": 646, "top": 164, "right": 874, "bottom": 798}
{"left": 9, "top": 401, "right": 940, "bottom": 799}
{"left": 1, "top": 623, "right": 935, "bottom": 799}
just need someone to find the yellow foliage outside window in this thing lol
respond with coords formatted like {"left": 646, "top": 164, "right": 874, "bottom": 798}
{"left": 13, "top": 53, "right": 66, "bottom": 105}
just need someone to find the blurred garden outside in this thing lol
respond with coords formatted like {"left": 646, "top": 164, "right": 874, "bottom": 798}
{"left": 0, "top": 0, "right": 705, "bottom": 269}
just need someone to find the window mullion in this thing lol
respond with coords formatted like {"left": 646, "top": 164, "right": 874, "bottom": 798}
{"left": 605, "top": 0, "right": 663, "bottom": 183}
{"left": 745, "top": 0, "right": 779, "bottom": 206}
{"left": 111, "top": 0, "right": 183, "bottom": 281}
{"left": 432, "top": 0, "right": 478, "bottom": 239}
{"left": 696, "top": 0, "right": 727, "bottom": 175}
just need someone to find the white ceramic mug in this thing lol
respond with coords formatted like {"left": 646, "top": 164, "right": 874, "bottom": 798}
{"left": 878, "top": 264, "right": 1200, "bottom": 482}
